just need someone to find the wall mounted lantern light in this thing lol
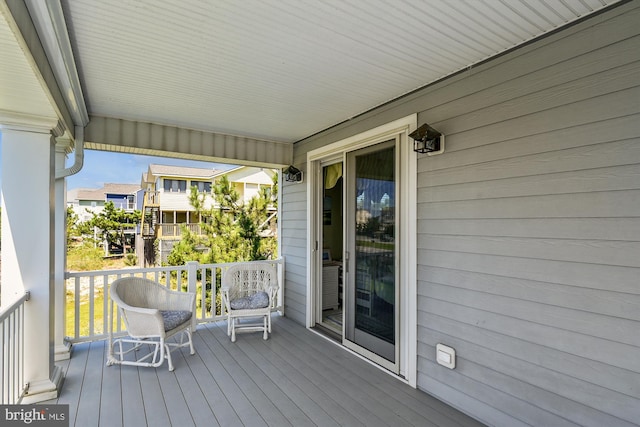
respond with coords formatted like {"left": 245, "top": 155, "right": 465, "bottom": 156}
{"left": 409, "top": 123, "right": 445, "bottom": 155}
{"left": 283, "top": 165, "right": 303, "bottom": 183}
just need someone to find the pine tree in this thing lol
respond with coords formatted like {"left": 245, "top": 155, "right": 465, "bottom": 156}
{"left": 84, "top": 201, "right": 141, "bottom": 254}
{"left": 166, "top": 174, "right": 277, "bottom": 266}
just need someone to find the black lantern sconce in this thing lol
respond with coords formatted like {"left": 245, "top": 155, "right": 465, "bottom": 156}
{"left": 409, "top": 123, "right": 445, "bottom": 155}
{"left": 283, "top": 165, "right": 303, "bottom": 183}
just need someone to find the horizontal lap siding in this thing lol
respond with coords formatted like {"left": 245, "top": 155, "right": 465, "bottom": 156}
{"left": 417, "top": 5, "right": 640, "bottom": 427}
{"left": 281, "top": 174, "right": 308, "bottom": 325}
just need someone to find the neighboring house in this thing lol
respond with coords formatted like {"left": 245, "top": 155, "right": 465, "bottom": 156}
{"left": 139, "top": 164, "right": 276, "bottom": 264}
{"left": 103, "top": 183, "right": 140, "bottom": 212}
{"left": 67, "top": 183, "right": 141, "bottom": 255}
{"left": 67, "top": 183, "right": 140, "bottom": 217}
{"left": 66, "top": 187, "right": 105, "bottom": 223}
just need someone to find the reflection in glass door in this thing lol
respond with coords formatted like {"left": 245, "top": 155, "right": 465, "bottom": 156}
{"left": 345, "top": 140, "right": 397, "bottom": 370}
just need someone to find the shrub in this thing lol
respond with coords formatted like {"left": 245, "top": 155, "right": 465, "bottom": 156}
{"left": 124, "top": 253, "right": 138, "bottom": 266}
{"left": 66, "top": 243, "right": 104, "bottom": 271}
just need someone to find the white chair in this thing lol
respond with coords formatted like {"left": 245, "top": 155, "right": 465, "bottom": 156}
{"left": 221, "top": 262, "right": 279, "bottom": 342}
{"left": 107, "top": 277, "right": 196, "bottom": 371}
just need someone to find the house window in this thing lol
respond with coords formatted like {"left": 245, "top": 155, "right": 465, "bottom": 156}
{"left": 192, "top": 181, "right": 211, "bottom": 193}
{"left": 127, "top": 195, "right": 135, "bottom": 209}
{"left": 164, "top": 179, "right": 187, "bottom": 192}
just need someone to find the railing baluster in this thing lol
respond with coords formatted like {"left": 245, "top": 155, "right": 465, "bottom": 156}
{"left": 89, "top": 275, "right": 95, "bottom": 337}
{"left": 19, "top": 300, "right": 25, "bottom": 402}
{"left": 0, "top": 292, "right": 30, "bottom": 404}
{"left": 11, "top": 311, "right": 16, "bottom": 402}
{"left": 102, "top": 273, "right": 109, "bottom": 336}
{"left": 74, "top": 276, "right": 81, "bottom": 340}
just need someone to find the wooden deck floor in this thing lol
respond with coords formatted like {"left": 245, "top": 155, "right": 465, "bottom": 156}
{"left": 47, "top": 317, "right": 485, "bottom": 427}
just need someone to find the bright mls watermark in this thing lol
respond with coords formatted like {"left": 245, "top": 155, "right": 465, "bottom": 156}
{"left": 0, "top": 405, "right": 69, "bottom": 426}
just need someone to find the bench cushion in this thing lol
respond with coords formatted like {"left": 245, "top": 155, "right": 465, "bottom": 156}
{"left": 230, "top": 291, "right": 270, "bottom": 310}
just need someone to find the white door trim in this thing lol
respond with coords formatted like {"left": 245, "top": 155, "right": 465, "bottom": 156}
{"left": 305, "top": 114, "right": 417, "bottom": 387}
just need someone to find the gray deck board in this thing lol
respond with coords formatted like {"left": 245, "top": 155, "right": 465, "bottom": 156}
{"left": 48, "top": 317, "right": 486, "bottom": 427}
{"left": 276, "top": 320, "right": 462, "bottom": 427}
{"left": 75, "top": 340, "right": 105, "bottom": 427}
{"left": 204, "top": 324, "right": 311, "bottom": 426}
{"left": 98, "top": 351, "right": 123, "bottom": 427}
{"left": 55, "top": 337, "right": 89, "bottom": 424}
{"left": 285, "top": 320, "right": 479, "bottom": 427}
{"left": 138, "top": 365, "right": 171, "bottom": 426}
{"left": 198, "top": 326, "right": 289, "bottom": 426}
{"left": 119, "top": 364, "right": 145, "bottom": 426}
{"left": 170, "top": 349, "right": 219, "bottom": 427}
{"left": 156, "top": 364, "right": 195, "bottom": 427}
{"left": 179, "top": 340, "right": 238, "bottom": 426}
{"left": 191, "top": 332, "right": 268, "bottom": 426}
{"left": 223, "top": 326, "right": 350, "bottom": 427}
{"left": 258, "top": 326, "right": 392, "bottom": 426}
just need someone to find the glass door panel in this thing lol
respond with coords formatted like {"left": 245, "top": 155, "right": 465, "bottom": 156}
{"left": 345, "top": 140, "right": 397, "bottom": 367}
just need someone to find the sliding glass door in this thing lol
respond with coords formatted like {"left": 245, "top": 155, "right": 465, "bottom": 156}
{"left": 344, "top": 140, "right": 398, "bottom": 372}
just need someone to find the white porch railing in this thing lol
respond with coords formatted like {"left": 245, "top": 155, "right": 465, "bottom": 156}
{"left": 159, "top": 223, "right": 201, "bottom": 237}
{"left": 0, "top": 291, "right": 30, "bottom": 404}
{"left": 64, "top": 258, "right": 284, "bottom": 343}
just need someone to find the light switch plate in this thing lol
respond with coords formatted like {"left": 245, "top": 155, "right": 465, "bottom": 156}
{"left": 436, "top": 343, "right": 456, "bottom": 369}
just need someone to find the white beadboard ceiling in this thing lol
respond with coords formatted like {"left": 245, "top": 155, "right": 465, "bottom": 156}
{"left": 59, "top": 0, "right": 621, "bottom": 143}
{"left": 0, "top": 7, "right": 57, "bottom": 124}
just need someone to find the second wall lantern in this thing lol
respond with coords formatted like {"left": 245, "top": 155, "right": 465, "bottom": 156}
{"left": 409, "top": 123, "right": 445, "bottom": 155}
{"left": 283, "top": 165, "right": 303, "bottom": 183}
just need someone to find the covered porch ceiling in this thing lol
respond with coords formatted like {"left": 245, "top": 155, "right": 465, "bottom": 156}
{"left": 0, "top": 0, "right": 624, "bottom": 164}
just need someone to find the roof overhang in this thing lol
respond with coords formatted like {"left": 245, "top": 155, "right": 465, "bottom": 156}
{"left": 0, "top": 0, "right": 626, "bottom": 166}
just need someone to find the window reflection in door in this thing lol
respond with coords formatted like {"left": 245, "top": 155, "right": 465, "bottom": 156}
{"left": 354, "top": 145, "right": 395, "bottom": 347}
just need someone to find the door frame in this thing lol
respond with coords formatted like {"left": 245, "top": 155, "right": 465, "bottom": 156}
{"left": 306, "top": 114, "right": 417, "bottom": 386}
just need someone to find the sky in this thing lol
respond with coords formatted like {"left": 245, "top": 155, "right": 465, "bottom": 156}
{"left": 0, "top": 133, "right": 235, "bottom": 191}
{"left": 64, "top": 150, "right": 235, "bottom": 190}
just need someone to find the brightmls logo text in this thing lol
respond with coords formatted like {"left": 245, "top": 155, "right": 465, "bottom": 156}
{"left": 0, "top": 405, "right": 68, "bottom": 426}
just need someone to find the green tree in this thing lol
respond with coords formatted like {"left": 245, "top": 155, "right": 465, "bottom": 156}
{"left": 84, "top": 201, "right": 141, "bottom": 254}
{"left": 167, "top": 173, "right": 277, "bottom": 266}
{"left": 66, "top": 205, "right": 82, "bottom": 247}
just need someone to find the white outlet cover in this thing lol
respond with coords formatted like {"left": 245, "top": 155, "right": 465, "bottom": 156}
{"left": 436, "top": 343, "right": 456, "bottom": 369}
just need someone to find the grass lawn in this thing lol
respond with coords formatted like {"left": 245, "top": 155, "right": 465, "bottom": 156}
{"left": 356, "top": 240, "right": 395, "bottom": 251}
{"left": 66, "top": 285, "right": 118, "bottom": 337}
{"left": 65, "top": 255, "right": 126, "bottom": 337}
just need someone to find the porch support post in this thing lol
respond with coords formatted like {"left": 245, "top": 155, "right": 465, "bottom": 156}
{"left": 54, "top": 138, "right": 72, "bottom": 361}
{"left": 0, "top": 124, "right": 64, "bottom": 403}
{"left": 186, "top": 261, "right": 198, "bottom": 294}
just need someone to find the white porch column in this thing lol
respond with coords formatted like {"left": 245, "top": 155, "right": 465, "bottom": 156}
{"left": 0, "top": 125, "right": 64, "bottom": 403}
{"left": 54, "top": 139, "right": 71, "bottom": 361}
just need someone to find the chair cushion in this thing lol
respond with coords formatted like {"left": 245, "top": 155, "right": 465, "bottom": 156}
{"left": 160, "top": 310, "right": 192, "bottom": 331}
{"left": 230, "top": 291, "right": 270, "bottom": 310}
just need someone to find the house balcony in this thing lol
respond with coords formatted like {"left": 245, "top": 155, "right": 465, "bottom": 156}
{"left": 158, "top": 223, "right": 202, "bottom": 239}
{"left": 45, "top": 316, "right": 484, "bottom": 427}
{"left": 0, "top": 259, "right": 486, "bottom": 426}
